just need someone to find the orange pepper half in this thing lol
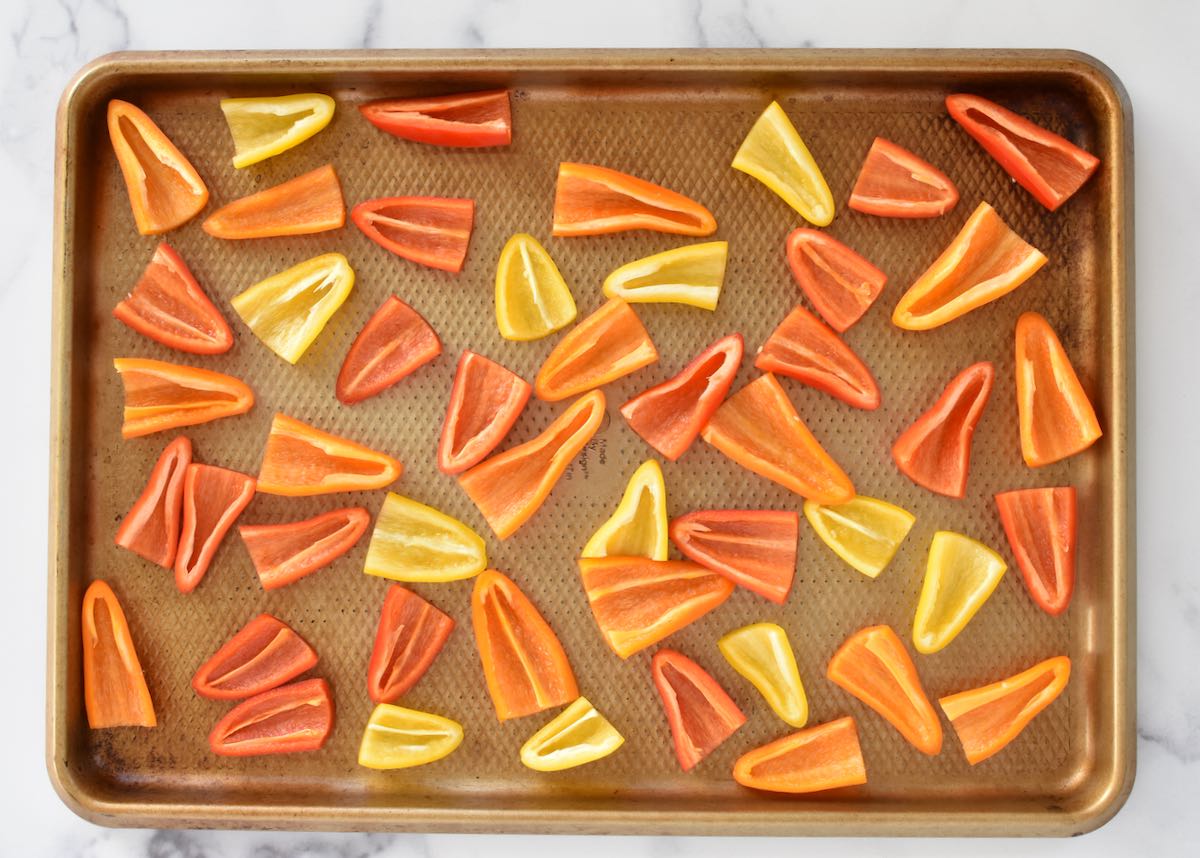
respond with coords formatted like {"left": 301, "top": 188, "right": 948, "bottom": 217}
{"left": 239, "top": 506, "right": 370, "bottom": 591}
{"left": 733, "top": 716, "right": 867, "bottom": 794}
{"left": 552, "top": 162, "right": 717, "bottom": 237}
{"left": 669, "top": 509, "right": 799, "bottom": 604}
{"left": 535, "top": 299, "right": 658, "bottom": 401}
{"left": 257, "top": 413, "right": 403, "bottom": 497}
{"left": 203, "top": 164, "right": 345, "bottom": 239}
{"left": 113, "top": 358, "right": 255, "bottom": 439}
{"left": 471, "top": 569, "right": 578, "bottom": 720}
{"left": 114, "top": 435, "right": 191, "bottom": 568}
{"left": 82, "top": 580, "right": 156, "bottom": 728}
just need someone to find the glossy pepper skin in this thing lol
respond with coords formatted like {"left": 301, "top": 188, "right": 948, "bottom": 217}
{"left": 363, "top": 492, "right": 487, "bottom": 583}
{"left": 239, "top": 507, "right": 370, "bottom": 591}
{"left": 358, "top": 704, "right": 464, "bottom": 769}
{"left": 733, "top": 717, "right": 867, "bottom": 794}
{"left": 849, "top": 137, "right": 959, "bottom": 218}
{"left": 582, "top": 459, "right": 669, "bottom": 561}
{"left": 719, "top": 623, "right": 808, "bottom": 728}
{"left": 174, "top": 464, "right": 256, "bottom": 594}
{"left": 438, "top": 351, "right": 532, "bottom": 475}
{"left": 360, "top": 90, "right": 512, "bottom": 148}
{"left": 82, "top": 580, "right": 156, "bottom": 728}
{"left": 257, "top": 413, "right": 402, "bottom": 497}
{"left": 732, "top": 101, "right": 834, "bottom": 226}
{"left": 336, "top": 295, "right": 442, "bottom": 404}
{"left": 208, "top": 677, "right": 334, "bottom": 756}
{"left": 519, "top": 697, "right": 626, "bottom": 772}
{"left": 368, "top": 585, "right": 455, "bottom": 704}
{"left": 191, "top": 614, "right": 318, "bottom": 700}
{"left": 351, "top": 196, "right": 475, "bottom": 272}
{"left": 651, "top": 649, "right": 746, "bottom": 772}
{"left": 912, "top": 531, "right": 1007, "bottom": 654}
{"left": 995, "top": 487, "right": 1077, "bottom": 615}
{"left": 534, "top": 299, "right": 658, "bottom": 402}
{"left": 114, "top": 436, "right": 192, "bottom": 568}
{"left": 113, "top": 358, "right": 254, "bottom": 439}
{"left": 203, "top": 164, "right": 345, "bottom": 239}
{"left": 669, "top": 509, "right": 799, "bottom": 604}
{"left": 553, "top": 162, "right": 717, "bottom": 237}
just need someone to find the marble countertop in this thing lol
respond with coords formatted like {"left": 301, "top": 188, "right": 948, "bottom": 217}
{"left": 5, "top": 0, "right": 1196, "bottom": 855}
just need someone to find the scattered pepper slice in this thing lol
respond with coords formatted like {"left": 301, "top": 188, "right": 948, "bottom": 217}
{"left": 472, "top": 569, "right": 579, "bottom": 721}
{"left": 621, "top": 334, "right": 743, "bottom": 462}
{"left": 670, "top": 509, "right": 799, "bottom": 604}
{"left": 209, "top": 677, "right": 334, "bottom": 756}
{"left": 114, "top": 436, "right": 192, "bottom": 568}
{"left": 239, "top": 507, "right": 370, "bottom": 590}
{"left": 458, "top": 391, "right": 605, "bottom": 539}
{"left": 827, "top": 625, "right": 942, "bottom": 755}
{"left": 552, "top": 162, "right": 717, "bottom": 237}
{"left": 358, "top": 703, "right": 465, "bottom": 769}
{"left": 351, "top": 196, "right": 474, "bottom": 272}
{"left": 732, "top": 101, "right": 834, "bottom": 226}
{"left": 107, "top": 99, "right": 209, "bottom": 235}
{"left": 701, "top": 373, "right": 855, "bottom": 504}
{"left": 803, "top": 495, "right": 915, "bottom": 579}
{"left": 368, "top": 585, "right": 455, "bottom": 704}
{"left": 786, "top": 229, "right": 888, "bottom": 332}
{"left": 359, "top": 90, "right": 512, "bottom": 148}
{"left": 1015, "top": 312, "right": 1103, "bottom": 467}
{"left": 995, "top": 487, "right": 1077, "bottom": 615}
{"left": 175, "top": 463, "right": 256, "bottom": 594}
{"left": 113, "top": 358, "right": 254, "bottom": 439}
{"left": 849, "top": 137, "right": 959, "bottom": 218}
{"left": 602, "top": 241, "right": 728, "bottom": 310}
{"left": 437, "top": 350, "right": 532, "bottom": 475}
{"left": 652, "top": 648, "right": 746, "bottom": 771}
{"left": 363, "top": 492, "right": 487, "bottom": 583}
{"left": 755, "top": 304, "right": 881, "bottom": 409}
{"left": 220, "top": 93, "right": 336, "bottom": 168}
{"left": 336, "top": 295, "right": 442, "bottom": 404}
{"left": 257, "top": 412, "right": 402, "bottom": 497}
{"left": 534, "top": 299, "right": 658, "bottom": 401}
{"left": 203, "top": 164, "right": 345, "bottom": 239}
{"left": 733, "top": 717, "right": 867, "bottom": 794}
{"left": 82, "top": 580, "right": 156, "bottom": 729}
{"left": 582, "top": 459, "right": 669, "bottom": 561}
{"left": 520, "top": 696, "right": 625, "bottom": 772}
{"left": 913, "top": 531, "right": 1007, "bottom": 654}
{"left": 719, "top": 622, "right": 808, "bottom": 728}
{"left": 495, "top": 233, "right": 578, "bottom": 341}
{"left": 191, "top": 614, "right": 318, "bottom": 700}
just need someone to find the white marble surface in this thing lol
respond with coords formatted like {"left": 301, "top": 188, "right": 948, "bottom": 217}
{"left": 4, "top": 0, "right": 1197, "bottom": 854}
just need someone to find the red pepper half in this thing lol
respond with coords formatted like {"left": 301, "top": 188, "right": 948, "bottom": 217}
{"left": 786, "top": 229, "right": 887, "bottom": 332}
{"left": 947, "top": 94, "right": 1100, "bottom": 211}
{"left": 192, "top": 614, "right": 318, "bottom": 700}
{"left": 620, "top": 334, "right": 743, "bottom": 461}
{"left": 553, "top": 162, "right": 717, "bottom": 237}
{"left": 995, "top": 487, "right": 1077, "bottom": 615}
{"left": 336, "top": 295, "right": 443, "bottom": 404}
{"left": 368, "top": 585, "right": 455, "bottom": 704}
{"left": 208, "top": 677, "right": 334, "bottom": 757}
{"left": 437, "top": 350, "right": 532, "bottom": 475}
{"left": 114, "top": 435, "right": 192, "bottom": 568}
{"left": 175, "top": 464, "right": 256, "bottom": 594}
{"left": 239, "top": 507, "right": 370, "bottom": 591}
{"left": 651, "top": 648, "right": 746, "bottom": 771}
{"left": 360, "top": 90, "right": 512, "bottom": 148}
{"left": 351, "top": 197, "right": 475, "bottom": 272}
{"left": 669, "top": 509, "right": 799, "bottom": 604}
{"left": 755, "top": 304, "right": 880, "bottom": 410}
{"left": 892, "top": 362, "right": 994, "bottom": 498}
{"left": 849, "top": 137, "right": 959, "bottom": 218}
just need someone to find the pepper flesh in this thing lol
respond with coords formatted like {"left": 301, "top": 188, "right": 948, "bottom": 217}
{"left": 203, "top": 164, "right": 344, "bottom": 239}
{"left": 651, "top": 648, "right": 746, "bottom": 771}
{"left": 191, "top": 614, "right": 318, "bottom": 700}
{"left": 363, "top": 492, "right": 487, "bottom": 583}
{"left": 336, "top": 295, "right": 442, "bottom": 404}
{"left": 115, "top": 436, "right": 192, "bottom": 568}
{"left": 755, "top": 304, "right": 880, "bottom": 409}
{"left": 913, "top": 531, "right": 1007, "bottom": 654}
{"left": 257, "top": 413, "right": 402, "bottom": 496}
{"left": 519, "top": 697, "right": 625, "bottom": 772}
{"left": 1015, "top": 312, "right": 1102, "bottom": 467}
{"left": 582, "top": 459, "right": 669, "bottom": 561}
{"left": 732, "top": 101, "right": 834, "bottom": 226}
{"left": 352, "top": 196, "right": 475, "bottom": 272}
{"left": 733, "top": 717, "right": 867, "bottom": 794}
{"left": 358, "top": 703, "right": 464, "bottom": 769}
{"left": 534, "top": 299, "right": 658, "bottom": 401}
{"left": 849, "top": 137, "right": 959, "bottom": 218}
{"left": 175, "top": 464, "right": 256, "bottom": 594}
{"left": 553, "top": 162, "right": 717, "bottom": 237}
{"left": 360, "top": 90, "right": 511, "bottom": 148}
{"left": 82, "top": 580, "right": 156, "bottom": 728}
{"left": 208, "top": 677, "right": 334, "bottom": 756}
{"left": 239, "top": 507, "right": 370, "bottom": 590}
{"left": 602, "top": 241, "right": 728, "bottom": 310}
{"left": 113, "top": 243, "right": 233, "bottom": 355}
{"left": 669, "top": 509, "right": 799, "bottom": 604}
{"left": 701, "top": 373, "right": 855, "bottom": 504}
{"left": 458, "top": 391, "right": 605, "bottom": 539}
{"left": 494, "top": 233, "right": 578, "bottom": 341}
{"left": 995, "top": 487, "right": 1077, "bottom": 615}
{"left": 803, "top": 495, "right": 915, "bottom": 579}
{"left": 220, "top": 94, "right": 336, "bottom": 168}
{"left": 437, "top": 350, "right": 531, "bottom": 475}
{"left": 368, "top": 585, "right": 455, "bottom": 704}
{"left": 827, "top": 625, "right": 942, "bottom": 755}
{"left": 113, "top": 358, "right": 254, "bottom": 439}
{"left": 621, "top": 334, "right": 743, "bottom": 462}
{"left": 579, "top": 557, "right": 734, "bottom": 658}
{"left": 892, "top": 361, "right": 994, "bottom": 498}
{"left": 718, "top": 623, "right": 808, "bottom": 728}
{"left": 786, "top": 229, "right": 888, "bottom": 333}
{"left": 471, "top": 569, "right": 579, "bottom": 721}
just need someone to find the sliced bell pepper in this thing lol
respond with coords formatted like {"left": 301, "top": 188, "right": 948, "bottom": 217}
{"left": 363, "top": 492, "right": 487, "bottom": 583}
{"left": 718, "top": 622, "right": 808, "bottom": 728}
{"left": 701, "top": 373, "right": 855, "bottom": 504}
{"left": 232, "top": 252, "right": 354, "bottom": 365}
{"left": 848, "top": 137, "right": 959, "bottom": 218}
{"left": 582, "top": 459, "right": 669, "bottom": 561}
{"left": 552, "top": 162, "right": 717, "bottom": 237}
{"left": 458, "top": 391, "right": 605, "bottom": 539}
{"left": 892, "top": 361, "right": 994, "bottom": 498}
{"left": 113, "top": 358, "right": 254, "bottom": 440}
{"left": 939, "top": 655, "right": 1071, "bottom": 765}
{"left": 209, "top": 677, "right": 334, "bottom": 756}
{"left": 220, "top": 93, "right": 335, "bottom": 168}
{"left": 893, "top": 202, "right": 1048, "bottom": 330}
{"left": 175, "top": 463, "right": 256, "bottom": 594}
{"left": 620, "top": 333, "right": 743, "bottom": 462}
{"left": 732, "top": 101, "right": 834, "bottom": 226}
{"left": 827, "top": 625, "right": 942, "bottom": 756}
{"left": 947, "top": 94, "right": 1100, "bottom": 211}
{"left": 602, "top": 241, "right": 728, "bottom": 310}
{"left": 358, "top": 703, "right": 464, "bottom": 769}
{"left": 107, "top": 99, "right": 208, "bottom": 235}
{"left": 995, "top": 487, "right": 1077, "bottom": 615}
{"left": 733, "top": 717, "right": 867, "bottom": 794}
{"left": 913, "top": 531, "right": 1007, "bottom": 654}
{"left": 669, "top": 509, "right": 798, "bottom": 604}
{"left": 1016, "top": 311, "right": 1103, "bottom": 467}
{"left": 359, "top": 90, "right": 512, "bottom": 148}
{"left": 579, "top": 557, "right": 734, "bottom": 658}
{"left": 82, "top": 580, "right": 156, "bottom": 728}
{"left": 203, "top": 164, "right": 345, "bottom": 239}
{"left": 191, "top": 614, "right": 318, "bottom": 700}
{"left": 257, "top": 412, "right": 402, "bottom": 497}
{"left": 520, "top": 696, "right": 625, "bottom": 772}
{"left": 755, "top": 304, "right": 880, "bottom": 409}
{"left": 472, "top": 569, "right": 579, "bottom": 721}
{"left": 114, "top": 435, "right": 192, "bottom": 568}
{"left": 495, "top": 233, "right": 578, "bottom": 341}
{"left": 534, "top": 299, "right": 658, "bottom": 402}
{"left": 367, "top": 584, "right": 455, "bottom": 704}
{"left": 437, "top": 350, "right": 532, "bottom": 475}
{"left": 239, "top": 506, "right": 370, "bottom": 591}
{"left": 786, "top": 228, "right": 887, "bottom": 333}
{"left": 803, "top": 495, "right": 915, "bottom": 579}
{"left": 651, "top": 648, "right": 746, "bottom": 771}
{"left": 351, "top": 196, "right": 474, "bottom": 272}
{"left": 113, "top": 243, "right": 233, "bottom": 355}
{"left": 335, "top": 295, "right": 442, "bottom": 404}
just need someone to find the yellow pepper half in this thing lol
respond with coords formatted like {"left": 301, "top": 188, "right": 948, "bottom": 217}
{"left": 913, "top": 531, "right": 1007, "bottom": 654}
{"left": 602, "top": 241, "right": 728, "bottom": 311}
{"left": 718, "top": 622, "right": 808, "bottom": 728}
{"left": 519, "top": 696, "right": 625, "bottom": 772}
{"left": 220, "top": 93, "right": 336, "bottom": 169}
{"left": 803, "top": 496, "right": 917, "bottom": 579}
{"left": 231, "top": 252, "right": 354, "bottom": 364}
{"left": 732, "top": 101, "right": 835, "bottom": 227}
{"left": 364, "top": 492, "right": 488, "bottom": 583}
{"left": 581, "top": 459, "right": 669, "bottom": 560}
{"left": 357, "top": 703, "right": 463, "bottom": 770}
{"left": 495, "top": 233, "right": 578, "bottom": 341}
